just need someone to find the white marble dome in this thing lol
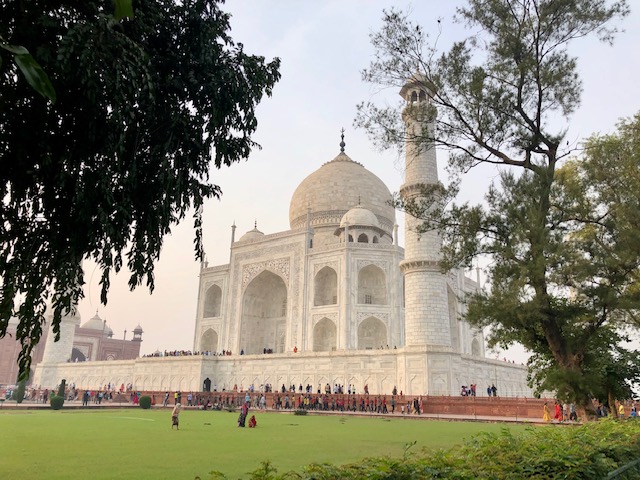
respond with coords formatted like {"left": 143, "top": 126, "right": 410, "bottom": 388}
{"left": 239, "top": 226, "right": 264, "bottom": 242}
{"left": 340, "top": 205, "right": 380, "bottom": 228}
{"left": 289, "top": 151, "right": 395, "bottom": 233}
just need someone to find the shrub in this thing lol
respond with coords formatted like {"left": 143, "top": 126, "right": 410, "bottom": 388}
{"left": 139, "top": 396, "right": 152, "bottom": 409}
{"left": 217, "top": 419, "right": 640, "bottom": 480}
{"left": 12, "top": 380, "right": 26, "bottom": 404}
{"left": 50, "top": 395, "right": 64, "bottom": 410}
{"left": 294, "top": 409, "right": 308, "bottom": 416}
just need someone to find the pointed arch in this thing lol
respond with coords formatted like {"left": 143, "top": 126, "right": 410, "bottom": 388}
{"left": 203, "top": 284, "right": 222, "bottom": 317}
{"left": 314, "top": 266, "right": 338, "bottom": 306}
{"left": 200, "top": 328, "right": 218, "bottom": 353}
{"left": 358, "top": 264, "right": 387, "bottom": 305}
{"left": 71, "top": 347, "right": 86, "bottom": 362}
{"left": 357, "top": 316, "right": 387, "bottom": 350}
{"left": 471, "top": 338, "right": 481, "bottom": 357}
{"left": 239, "top": 270, "right": 287, "bottom": 355}
{"left": 357, "top": 233, "right": 368, "bottom": 243}
{"left": 313, "top": 317, "right": 337, "bottom": 352}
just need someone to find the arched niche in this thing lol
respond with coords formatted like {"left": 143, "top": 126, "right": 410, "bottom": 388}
{"left": 239, "top": 270, "right": 288, "bottom": 354}
{"left": 200, "top": 328, "right": 218, "bottom": 353}
{"left": 358, "top": 233, "right": 368, "bottom": 243}
{"left": 471, "top": 337, "right": 481, "bottom": 357}
{"left": 357, "top": 316, "right": 387, "bottom": 350}
{"left": 313, "top": 317, "right": 337, "bottom": 352}
{"left": 314, "top": 266, "right": 337, "bottom": 306}
{"left": 71, "top": 347, "right": 86, "bottom": 362}
{"left": 203, "top": 284, "right": 222, "bottom": 317}
{"left": 357, "top": 264, "right": 387, "bottom": 305}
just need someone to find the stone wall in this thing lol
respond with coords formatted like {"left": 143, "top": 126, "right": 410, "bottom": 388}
{"left": 32, "top": 349, "right": 532, "bottom": 397}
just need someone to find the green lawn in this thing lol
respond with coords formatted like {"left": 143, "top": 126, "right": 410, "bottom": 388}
{"left": 0, "top": 408, "right": 529, "bottom": 479}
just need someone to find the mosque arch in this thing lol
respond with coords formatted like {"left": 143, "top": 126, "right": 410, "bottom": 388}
{"left": 203, "top": 284, "right": 222, "bottom": 318}
{"left": 358, "top": 233, "right": 368, "bottom": 243}
{"left": 200, "top": 328, "right": 218, "bottom": 353}
{"left": 372, "top": 236, "right": 379, "bottom": 244}
{"left": 71, "top": 347, "right": 86, "bottom": 362}
{"left": 314, "top": 266, "right": 337, "bottom": 306}
{"left": 471, "top": 338, "right": 481, "bottom": 357}
{"left": 357, "top": 264, "right": 387, "bottom": 305}
{"left": 239, "top": 270, "right": 288, "bottom": 355}
{"left": 313, "top": 317, "right": 337, "bottom": 352}
{"left": 357, "top": 316, "right": 387, "bottom": 350}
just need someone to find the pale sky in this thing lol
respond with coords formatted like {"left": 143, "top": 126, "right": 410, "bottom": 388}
{"left": 76, "top": 1, "right": 640, "bottom": 360}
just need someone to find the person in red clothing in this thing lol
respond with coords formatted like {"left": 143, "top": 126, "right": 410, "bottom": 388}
{"left": 554, "top": 401, "right": 562, "bottom": 422}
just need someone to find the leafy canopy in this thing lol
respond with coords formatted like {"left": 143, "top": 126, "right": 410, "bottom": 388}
{"left": 357, "top": 0, "right": 635, "bottom": 407}
{"left": 0, "top": 0, "right": 281, "bottom": 378}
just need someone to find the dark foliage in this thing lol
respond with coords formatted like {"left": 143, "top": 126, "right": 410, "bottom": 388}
{"left": 0, "top": 0, "right": 281, "bottom": 378}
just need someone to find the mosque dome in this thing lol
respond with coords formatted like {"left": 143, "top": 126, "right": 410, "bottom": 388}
{"left": 239, "top": 224, "right": 264, "bottom": 242}
{"left": 81, "top": 312, "right": 105, "bottom": 331}
{"left": 340, "top": 205, "right": 380, "bottom": 228}
{"left": 289, "top": 150, "right": 395, "bottom": 234}
{"left": 81, "top": 312, "right": 112, "bottom": 336}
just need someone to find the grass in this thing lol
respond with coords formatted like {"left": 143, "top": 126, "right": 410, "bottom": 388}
{"left": 0, "top": 408, "right": 529, "bottom": 479}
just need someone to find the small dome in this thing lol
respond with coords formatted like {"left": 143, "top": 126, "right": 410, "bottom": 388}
{"left": 340, "top": 205, "right": 380, "bottom": 228}
{"left": 81, "top": 312, "right": 105, "bottom": 331}
{"left": 239, "top": 226, "right": 264, "bottom": 242}
{"left": 133, "top": 324, "right": 143, "bottom": 334}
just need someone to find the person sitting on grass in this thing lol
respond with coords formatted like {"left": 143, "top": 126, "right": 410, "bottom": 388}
{"left": 248, "top": 415, "right": 257, "bottom": 428}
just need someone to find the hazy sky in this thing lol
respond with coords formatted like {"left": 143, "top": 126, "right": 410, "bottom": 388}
{"left": 76, "top": 1, "right": 640, "bottom": 359}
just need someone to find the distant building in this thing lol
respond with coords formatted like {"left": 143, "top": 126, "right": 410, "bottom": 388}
{"left": 1, "top": 311, "right": 142, "bottom": 386}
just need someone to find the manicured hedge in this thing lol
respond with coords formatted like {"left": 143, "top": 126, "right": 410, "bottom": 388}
{"left": 50, "top": 395, "right": 64, "bottom": 410}
{"left": 139, "top": 396, "right": 152, "bottom": 409}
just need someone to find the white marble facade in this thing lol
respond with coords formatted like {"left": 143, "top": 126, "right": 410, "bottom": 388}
{"left": 34, "top": 78, "right": 532, "bottom": 396}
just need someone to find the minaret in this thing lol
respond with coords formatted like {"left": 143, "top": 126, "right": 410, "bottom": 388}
{"left": 41, "top": 306, "right": 80, "bottom": 364}
{"left": 399, "top": 74, "right": 452, "bottom": 348}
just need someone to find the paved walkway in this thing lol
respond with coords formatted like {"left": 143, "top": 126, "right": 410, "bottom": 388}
{"left": 0, "top": 398, "right": 566, "bottom": 425}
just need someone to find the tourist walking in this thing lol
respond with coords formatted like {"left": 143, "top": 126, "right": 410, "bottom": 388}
{"left": 542, "top": 402, "right": 550, "bottom": 422}
{"left": 171, "top": 403, "right": 181, "bottom": 430}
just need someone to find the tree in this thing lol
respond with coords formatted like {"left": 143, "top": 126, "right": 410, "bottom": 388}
{"left": 0, "top": 0, "right": 281, "bottom": 378}
{"left": 356, "top": 0, "right": 635, "bottom": 410}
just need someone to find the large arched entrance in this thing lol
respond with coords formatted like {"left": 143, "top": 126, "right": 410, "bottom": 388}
{"left": 239, "top": 270, "right": 288, "bottom": 354}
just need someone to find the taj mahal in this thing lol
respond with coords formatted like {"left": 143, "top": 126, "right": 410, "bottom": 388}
{"left": 32, "top": 77, "right": 532, "bottom": 396}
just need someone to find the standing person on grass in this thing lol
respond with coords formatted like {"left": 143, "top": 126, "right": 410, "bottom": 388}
{"left": 171, "top": 403, "right": 181, "bottom": 430}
